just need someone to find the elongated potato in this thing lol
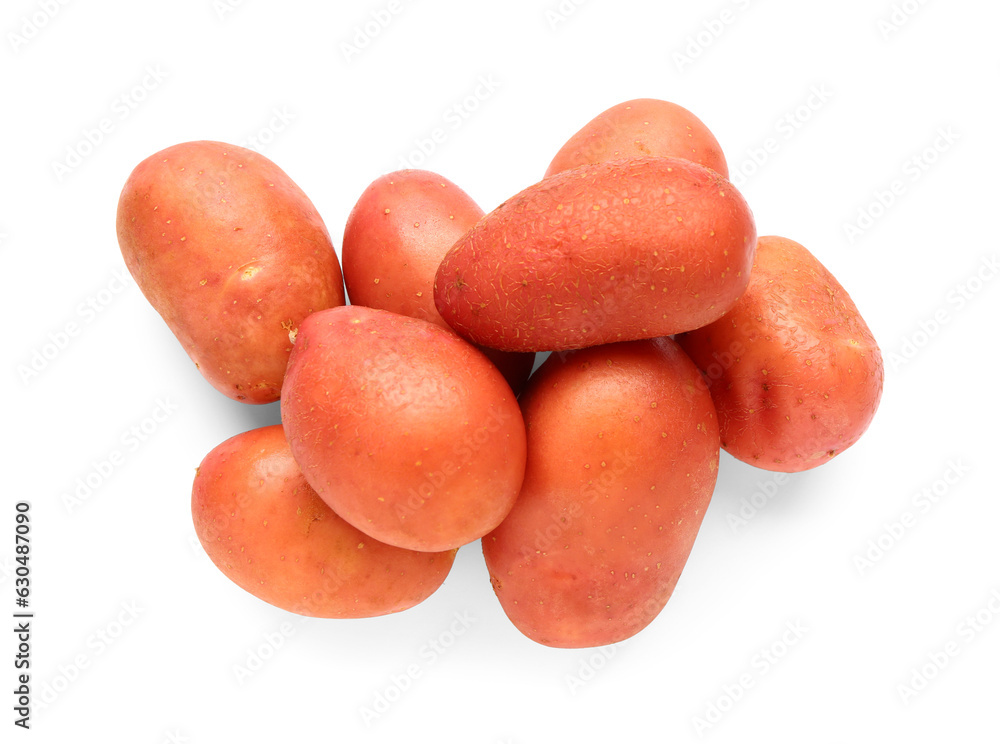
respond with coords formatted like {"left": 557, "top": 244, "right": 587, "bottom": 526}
{"left": 281, "top": 305, "right": 527, "bottom": 552}
{"left": 676, "top": 236, "right": 884, "bottom": 472}
{"left": 483, "top": 338, "right": 720, "bottom": 648}
{"left": 546, "top": 98, "right": 729, "bottom": 178}
{"left": 342, "top": 170, "right": 535, "bottom": 394}
{"left": 191, "top": 425, "right": 455, "bottom": 618}
{"left": 117, "top": 141, "right": 345, "bottom": 403}
{"left": 434, "top": 157, "right": 755, "bottom": 352}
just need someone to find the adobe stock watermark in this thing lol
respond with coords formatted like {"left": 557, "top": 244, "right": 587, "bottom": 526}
{"left": 842, "top": 126, "right": 960, "bottom": 245}
{"left": 224, "top": 545, "right": 353, "bottom": 686}
{"left": 545, "top": 0, "right": 591, "bottom": 30}
{"left": 878, "top": 0, "right": 931, "bottom": 40}
{"left": 52, "top": 64, "right": 168, "bottom": 182}
{"left": 672, "top": 0, "right": 754, "bottom": 72}
{"left": 395, "top": 74, "right": 501, "bottom": 170}
{"left": 360, "top": 610, "right": 476, "bottom": 727}
{"left": 726, "top": 473, "right": 791, "bottom": 535}
{"left": 896, "top": 586, "right": 1000, "bottom": 705}
{"left": 61, "top": 397, "right": 180, "bottom": 514}
{"left": 565, "top": 644, "right": 620, "bottom": 695}
{"left": 17, "top": 269, "right": 133, "bottom": 385}
{"left": 691, "top": 619, "right": 807, "bottom": 737}
{"left": 853, "top": 459, "right": 970, "bottom": 575}
{"left": 232, "top": 621, "right": 300, "bottom": 684}
{"left": 227, "top": 552, "right": 390, "bottom": 686}
{"left": 515, "top": 445, "right": 638, "bottom": 562}
{"left": 340, "top": 0, "right": 410, "bottom": 64}
{"left": 344, "top": 346, "right": 415, "bottom": 420}
{"left": 729, "top": 84, "right": 834, "bottom": 189}
{"left": 394, "top": 404, "right": 518, "bottom": 521}
{"left": 7, "top": 0, "right": 72, "bottom": 53}
{"left": 225, "top": 559, "right": 365, "bottom": 685}
{"left": 240, "top": 106, "right": 296, "bottom": 153}
{"left": 31, "top": 600, "right": 144, "bottom": 714}
{"left": 886, "top": 255, "right": 998, "bottom": 373}
{"left": 213, "top": 0, "right": 248, "bottom": 21}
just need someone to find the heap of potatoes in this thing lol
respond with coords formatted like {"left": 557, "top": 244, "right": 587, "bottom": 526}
{"left": 116, "top": 99, "right": 883, "bottom": 648}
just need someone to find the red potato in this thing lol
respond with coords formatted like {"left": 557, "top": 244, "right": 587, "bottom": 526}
{"left": 343, "top": 170, "right": 483, "bottom": 325}
{"left": 434, "top": 157, "right": 755, "bottom": 352}
{"left": 191, "top": 425, "right": 455, "bottom": 618}
{"left": 676, "top": 236, "right": 884, "bottom": 472}
{"left": 342, "top": 170, "right": 534, "bottom": 394}
{"left": 483, "top": 338, "right": 720, "bottom": 648}
{"left": 116, "top": 141, "right": 345, "bottom": 404}
{"left": 546, "top": 98, "right": 729, "bottom": 178}
{"left": 281, "top": 305, "right": 527, "bottom": 552}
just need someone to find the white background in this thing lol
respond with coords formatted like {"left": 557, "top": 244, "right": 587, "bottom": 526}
{"left": 3, "top": 0, "right": 998, "bottom": 741}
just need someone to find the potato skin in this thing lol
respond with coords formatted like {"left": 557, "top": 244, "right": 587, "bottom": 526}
{"left": 191, "top": 425, "right": 455, "bottom": 618}
{"left": 434, "top": 157, "right": 755, "bottom": 352}
{"left": 281, "top": 305, "right": 527, "bottom": 552}
{"left": 546, "top": 98, "right": 729, "bottom": 178}
{"left": 343, "top": 170, "right": 483, "bottom": 325}
{"left": 116, "top": 141, "right": 346, "bottom": 404}
{"left": 676, "top": 236, "right": 884, "bottom": 472}
{"left": 342, "top": 169, "right": 534, "bottom": 394}
{"left": 482, "top": 338, "right": 720, "bottom": 648}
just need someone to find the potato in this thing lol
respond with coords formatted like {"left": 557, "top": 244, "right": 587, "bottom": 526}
{"left": 676, "top": 236, "right": 884, "bottom": 472}
{"left": 434, "top": 156, "right": 755, "bottom": 352}
{"left": 342, "top": 169, "right": 534, "bottom": 394}
{"left": 191, "top": 425, "right": 455, "bottom": 618}
{"left": 482, "top": 338, "right": 720, "bottom": 648}
{"left": 116, "top": 141, "right": 345, "bottom": 404}
{"left": 546, "top": 98, "right": 729, "bottom": 178}
{"left": 281, "top": 305, "right": 527, "bottom": 552}
{"left": 343, "top": 170, "right": 483, "bottom": 325}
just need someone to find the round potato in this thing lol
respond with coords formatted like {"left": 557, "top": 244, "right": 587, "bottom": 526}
{"left": 281, "top": 305, "right": 527, "bottom": 552}
{"left": 342, "top": 169, "right": 534, "bottom": 394}
{"left": 483, "top": 338, "right": 720, "bottom": 648}
{"left": 546, "top": 98, "right": 729, "bottom": 178}
{"left": 191, "top": 425, "right": 455, "bottom": 618}
{"left": 117, "top": 141, "right": 345, "bottom": 403}
{"left": 676, "top": 235, "right": 884, "bottom": 472}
